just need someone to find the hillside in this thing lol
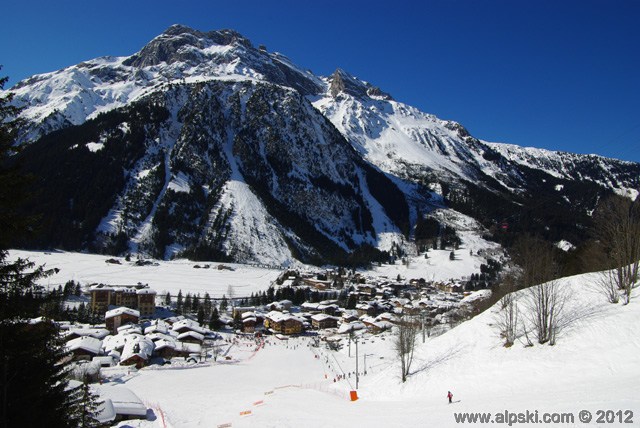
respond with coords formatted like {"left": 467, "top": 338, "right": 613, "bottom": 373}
{"left": 87, "top": 268, "right": 639, "bottom": 427}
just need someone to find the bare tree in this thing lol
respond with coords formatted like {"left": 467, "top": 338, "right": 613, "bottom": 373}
{"left": 394, "top": 313, "right": 419, "bottom": 382}
{"left": 593, "top": 270, "right": 621, "bottom": 304}
{"left": 495, "top": 291, "right": 520, "bottom": 347}
{"left": 524, "top": 279, "right": 568, "bottom": 345}
{"left": 593, "top": 196, "right": 640, "bottom": 304}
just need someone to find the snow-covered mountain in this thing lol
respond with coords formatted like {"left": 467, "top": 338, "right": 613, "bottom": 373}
{"left": 5, "top": 25, "right": 640, "bottom": 264}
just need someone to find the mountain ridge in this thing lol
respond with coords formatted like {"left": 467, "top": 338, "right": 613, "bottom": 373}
{"left": 4, "top": 25, "right": 639, "bottom": 264}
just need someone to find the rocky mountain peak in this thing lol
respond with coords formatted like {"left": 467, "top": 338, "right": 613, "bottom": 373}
{"left": 328, "top": 68, "right": 392, "bottom": 100}
{"left": 123, "top": 25, "right": 253, "bottom": 68}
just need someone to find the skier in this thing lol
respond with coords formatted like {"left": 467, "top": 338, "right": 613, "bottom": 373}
{"left": 447, "top": 391, "right": 453, "bottom": 404}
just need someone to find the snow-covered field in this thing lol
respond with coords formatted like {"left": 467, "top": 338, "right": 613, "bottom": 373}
{"left": 8, "top": 250, "right": 282, "bottom": 298}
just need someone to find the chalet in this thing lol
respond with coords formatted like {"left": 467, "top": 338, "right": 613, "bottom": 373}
{"left": 232, "top": 306, "right": 256, "bottom": 317}
{"left": 153, "top": 339, "right": 201, "bottom": 360}
{"left": 342, "top": 313, "right": 359, "bottom": 323}
{"left": 67, "top": 336, "right": 103, "bottom": 361}
{"left": 241, "top": 312, "right": 257, "bottom": 333}
{"left": 92, "top": 355, "right": 115, "bottom": 368}
{"left": 310, "top": 314, "right": 339, "bottom": 330}
{"left": 144, "top": 320, "right": 170, "bottom": 335}
{"left": 119, "top": 335, "right": 154, "bottom": 369}
{"left": 177, "top": 330, "right": 205, "bottom": 344}
{"left": 171, "top": 319, "right": 208, "bottom": 335}
{"left": 105, "top": 307, "right": 140, "bottom": 334}
{"left": 357, "top": 284, "right": 377, "bottom": 297}
{"left": 263, "top": 311, "right": 304, "bottom": 335}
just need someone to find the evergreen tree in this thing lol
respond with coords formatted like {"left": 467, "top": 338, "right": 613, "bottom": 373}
{"left": 208, "top": 307, "right": 221, "bottom": 331}
{"left": 203, "top": 293, "right": 212, "bottom": 318}
{"left": 197, "top": 306, "right": 205, "bottom": 326}
{"left": 67, "top": 370, "right": 102, "bottom": 428}
{"left": 164, "top": 292, "right": 171, "bottom": 307}
{"left": 176, "top": 290, "right": 183, "bottom": 313}
{"left": 232, "top": 310, "right": 242, "bottom": 332}
{"left": 0, "top": 72, "right": 82, "bottom": 426}
{"left": 191, "top": 293, "right": 200, "bottom": 312}
{"left": 184, "top": 293, "right": 192, "bottom": 313}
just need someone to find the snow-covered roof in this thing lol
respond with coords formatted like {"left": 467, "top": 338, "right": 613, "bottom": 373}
{"left": 311, "top": 314, "right": 338, "bottom": 322}
{"left": 105, "top": 307, "right": 140, "bottom": 319}
{"left": 144, "top": 321, "right": 170, "bottom": 335}
{"left": 102, "top": 333, "right": 128, "bottom": 353}
{"left": 65, "top": 327, "right": 111, "bottom": 340}
{"left": 265, "top": 310, "right": 304, "bottom": 323}
{"left": 337, "top": 321, "right": 365, "bottom": 334}
{"left": 94, "top": 398, "right": 116, "bottom": 424}
{"left": 120, "top": 334, "right": 154, "bottom": 362}
{"left": 95, "top": 385, "right": 147, "bottom": 417}
{"left": 176, "top": 341, "right": 201, "bottom": 355}
{"left": 67, "top": 336, "right": 103, "bottom": 355}
{"left": 172, "top": 319, "right": 208, "bottom": 335}
{"left": 460, "top": 289, "right": 492, "bottom": 305}
{"left": 177, "top": 331, "right": 205, "bottom": 342}
{"left": 154, "top": 338, "right": 177, "bottom": 351}
{"left": 136, "top": 288, "right": 157, "bottom": 295}
{"left": 117, "top": 324, "right": 142, "bottom": 335}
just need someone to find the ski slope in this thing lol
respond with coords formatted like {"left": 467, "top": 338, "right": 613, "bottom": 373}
{"left": 95, "top": 273, "right": 638, "bottom": 428}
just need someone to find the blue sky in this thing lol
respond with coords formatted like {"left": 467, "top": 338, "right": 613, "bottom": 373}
{"left": 1, "top": 0, "right": 638, "bottom": 162}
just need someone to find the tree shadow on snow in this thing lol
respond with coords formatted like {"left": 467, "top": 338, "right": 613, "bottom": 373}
{"left": 409, "top": 343, "right": 465, "bottom": 377}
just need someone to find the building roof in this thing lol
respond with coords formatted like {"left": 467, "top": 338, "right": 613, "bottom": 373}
{"left": 66, "top": 336, "right": 103, "bottom": 355}
{"left": 120, "top": 335, "right": 154, "bottom": 362}
{"left": 95, "top": 385, "right": 147, "bottom": 417}
{"left": 310, "top": 314, "right": 338, "bottom": 322}
{"left": 265, "top": 311, "right": 304, "bottom": 324}
{"left": 105, "top": 307, "right": 140, "bottom": 319}
{"left": 337, "top": 321, "right": 366, "bottom": 334}
{"left": 177, "top": 331, "right": 205, "bottom": 342}
{"left": 171, "top": 319, "right": 208, "bottom": 335}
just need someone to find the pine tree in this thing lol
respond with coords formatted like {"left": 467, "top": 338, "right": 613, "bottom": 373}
{"left": 197, "top": 306, "right": 205, "bottom": 326}
{"left": 67, "top": 371, "right": 102, "bottom": 428}
{"left": 176, "top": 290, "right": 183, "bottom": 313}
{"left": 164, "top": 292, "right": 171, "bottom": 307}
{"left": 232, "top": 310, "right": 243, "bottom": 332}
{"left": 184, "top": 293, "right": 192, "bottom": 313}
{"left": 0, "top": 71, "right": 83, "bottom": 426}
{"left": 208, "top": 307, "right": 221, "bottom": 331}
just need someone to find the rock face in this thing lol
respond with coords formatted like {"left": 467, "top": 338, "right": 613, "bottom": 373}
{"left": 5, "top": 25, "right": 640, "bottom": 264}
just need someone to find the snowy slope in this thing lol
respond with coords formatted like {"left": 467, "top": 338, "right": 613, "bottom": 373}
{"left": 91, "top": 270, "right": 640, "bottom": 428}
{"left": 486, "top": 141, "right": 640, "bottom": 200}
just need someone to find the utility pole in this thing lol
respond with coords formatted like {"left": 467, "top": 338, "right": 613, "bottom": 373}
{"left": 421, "top": 310, "right": 426, "bottom": 343}
{"left": 355, "top": 336, "right": 359, "bottom": 389}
